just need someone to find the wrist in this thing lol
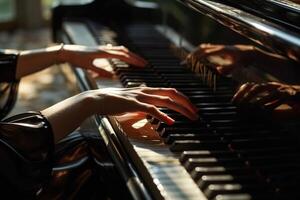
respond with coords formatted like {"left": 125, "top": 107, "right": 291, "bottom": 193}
{"left": 56, "top": 43, "right": 65, "bottom": 63}
{"left": 80, "top": 90, "right": 103, "bottom": 116}
{"left": 286, "top": 85, "right": 300, "bottom": 102}
{"left": 242, "top": 46, "right": 258, "bottom": 63}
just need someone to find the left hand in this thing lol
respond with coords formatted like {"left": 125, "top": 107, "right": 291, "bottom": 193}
{"left": 61, "top": 44, "right": 148, "bottom": 78}
{"left": 232, "top": 82, "right": 300, "bottom": 111}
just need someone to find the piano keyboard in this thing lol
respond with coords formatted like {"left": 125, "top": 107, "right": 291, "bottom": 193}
{"left": 63, "top": 21, "right": 300, "bottom": 200}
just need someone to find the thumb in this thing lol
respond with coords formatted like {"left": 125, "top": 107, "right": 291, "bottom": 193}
{"left": 216, "top": 65, "right": 235, "bottom": 76}
{"left": 87, "top": 66, "right": 114, "bottom": 78}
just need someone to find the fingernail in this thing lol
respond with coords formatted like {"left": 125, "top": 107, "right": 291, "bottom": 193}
{"left": 165, "top": 116, "right": 175, "bottom": 125}
{"left": 193, "top": 105, "right": 199, "bottom": 112}
{"left": 193, "top": 113, "right": 199, "bottom": 121}
{"left": 180, "top": 60, "right": 187, "bottom": 65}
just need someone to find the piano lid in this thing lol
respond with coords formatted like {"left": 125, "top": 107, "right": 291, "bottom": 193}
{"left": 177, "top": 0, "right": 300, "bottom": 62}
{"left": 219, "top": 0, "right": 300, "bottom": 31}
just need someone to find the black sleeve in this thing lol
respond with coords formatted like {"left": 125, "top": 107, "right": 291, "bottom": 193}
{"left": 0, "top": 49, "right": 19, "bottom": 82}
{"left": 0, "top": 111, "right": 54, "bottom": 197}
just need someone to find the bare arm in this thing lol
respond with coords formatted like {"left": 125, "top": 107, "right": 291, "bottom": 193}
{"left": 16, "top": 45, "right": 61, "bottom": 79}
{"left": 15, "top": 44, "right": 147, "bottom": 79}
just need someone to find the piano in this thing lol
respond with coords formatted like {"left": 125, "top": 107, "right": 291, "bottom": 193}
{"left": 52, "top": 0, "right": 300, "bottom": 199}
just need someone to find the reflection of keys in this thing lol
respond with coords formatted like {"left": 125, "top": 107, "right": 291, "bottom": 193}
{"left": 188, "top": 59, "right": 218, "bottom": 92}
{"left": 114, "top": 113, "right": 206, "bottom": 200}
{"left": 115, "top": 113, "right": 161, "bottom": 142}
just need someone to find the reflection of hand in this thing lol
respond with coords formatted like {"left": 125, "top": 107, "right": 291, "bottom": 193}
{"left": 61, "top": 44, "right": 148, "bottom": 78}
{"left": 186, "top": 44, "right": 254, "bottom": 76}
{"left": 185, "top": 44, "right": 288, "bottom": 76}
{"left": 232, "top": 82, "right": 300, "bottom": 111}
{"left": 91, "top": 87, "right": 199, "bottom": 125}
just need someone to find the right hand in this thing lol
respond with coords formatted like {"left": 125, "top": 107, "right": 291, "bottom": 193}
{"left": 89, "top": 87, "right": 199, "bottom": 125}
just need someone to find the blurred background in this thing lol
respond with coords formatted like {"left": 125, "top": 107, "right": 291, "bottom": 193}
{"left": 0, "top": 0, "right": 78, "bottom": 116}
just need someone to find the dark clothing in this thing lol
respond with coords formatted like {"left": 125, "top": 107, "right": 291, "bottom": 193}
{"left": 0, "top": 50, "right": 129, "bottom": 199}
{"left": 0, "top": 112, "right": 54, "bottom": 198}
{"left": 0, "top": 50, "right": 19, "bottom": 119}
{"left": 0, "top": 50, "right": 55, "bottom": 198}
{"left": 0, "top": 50, "right": 19, "bottom": 82}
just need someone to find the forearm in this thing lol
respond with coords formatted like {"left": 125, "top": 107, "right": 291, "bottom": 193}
{"left": 15, "top": 44, "right": 107, "bottom": 79}
{"left": 41, "top": 91, "right": 96, "bottom": 143}
{"left": 16, "top": 45, "right": 63, "bottom": 79}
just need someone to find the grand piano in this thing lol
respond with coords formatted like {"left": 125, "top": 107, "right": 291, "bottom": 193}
{"left": 52, "top": 0, "right": 300, "bottom": 199}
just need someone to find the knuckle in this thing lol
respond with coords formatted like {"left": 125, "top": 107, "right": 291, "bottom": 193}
{"left": 251, "top": 84, "right": 260, "bottom": 90}
{"left": 163, "top": 97, "right": 173, "bottom": 103}
{"left": 148, "top": 105, "right": 157, "bottom": 112}
{"left": 170, "top": 88, "right": 178, "bottom": 93}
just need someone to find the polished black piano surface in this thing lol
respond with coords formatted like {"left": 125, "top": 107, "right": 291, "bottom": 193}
{"left": 52, "top": 0, "right": 300, "bottom": 199}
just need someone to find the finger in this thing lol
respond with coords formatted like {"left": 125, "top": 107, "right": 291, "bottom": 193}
{"left": 239, "top": 84, "right": 270, "bottom": 104}
{"left": 264, "top": 99, "right": 284, "bottom": 111}
{"left": 253, "top": 91, "right": 281, "bottom": 106}
{"left": 186, "top": 45, "right": 212, "bottom": 63}
{"left": 232, "top": 82, "right": 255, "bottom": 104}
{"left": 199, "top": 43, "right": 212, "bottom": 48}
{"left": 137, "top": 93, "right": 198, "bottom": 120}
{"left": 86, "top": 65, "right": 114, "bottom": 78}
{"left": 105, "top": 45, "right": 129, "bottom": 53}
{"left": 138, "top": 103, "right": 175, "bottom": 125}
{"left": 215, "top": 65, "right": 235, "bottom": 76}
{"left": 141, "top": 87, "right": 198, "bottom": 113}
{"left": 203, "top": 45, "right": 225, "bottom": 55}
{"left": 104, "top": 50, "right": 147, "bottom": 67}
{"left": 102, "top": 45, "right": 148, "bottom": 66}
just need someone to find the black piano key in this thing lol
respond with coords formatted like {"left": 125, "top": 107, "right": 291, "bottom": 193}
{"left": 211, "top": 194, "right": 252, "bottom": 200}
{"left": 239, "top": 147, "right": 300, "bottom": 158}
{"left": 120, "top": 76, "right": 163, "bottom": 82}
{"left": 165, "top": 133, "right": 220, "bottom": 144}
{"left": 188, "top": 94, "right": 233, "bottom": 103}
{"left": 184, "top": 157, "right": 244, "bottom": 172}
{"left": 149, "top": 117, "right": 160, "bottom": 125}
{"left": 156, "top": 120, "right": 205, "bottom": 133}
{"left": 246, "top": 154, "right": 300, "bottom": 168}
{"left": 202, "top": 112, "right": 238, "bottom": 121}
{"left": 223, "top": 132, "right": 277, "bottom": 141}
{"left": 204, "top": 183, "right": 271, "bottom": 200}
{"left": 158, "top": 127, "right": 211, "bottom": 137}
{"left": 228, "top": 138, "right": 297, "bottom": 150}
{"left": 170, "top": 140, "right": 228, "bottom": 152}
{"left": 197, "top": 175, "right": 257, "bottom": 191}
{"left": 180, "top": 150, "right": 236, "bottom": 163}
{"left": 191, "top": 166, "right": 253, "bottom": 182}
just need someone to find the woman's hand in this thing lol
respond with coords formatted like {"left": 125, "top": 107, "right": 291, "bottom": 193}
{"left": 185, "top": 44, "right": 288, "bottom": 76}
{"left": 90, "top": 87, "right": 199, "bottom": 125}
{"left": 232, "top": 82, "right": 300, "bottom": 111}
{"left": 61, "top": 44, "right": 148, "bottom": 78}
{"left": 42, "top": 86, "right": 199, "bottom": 142}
